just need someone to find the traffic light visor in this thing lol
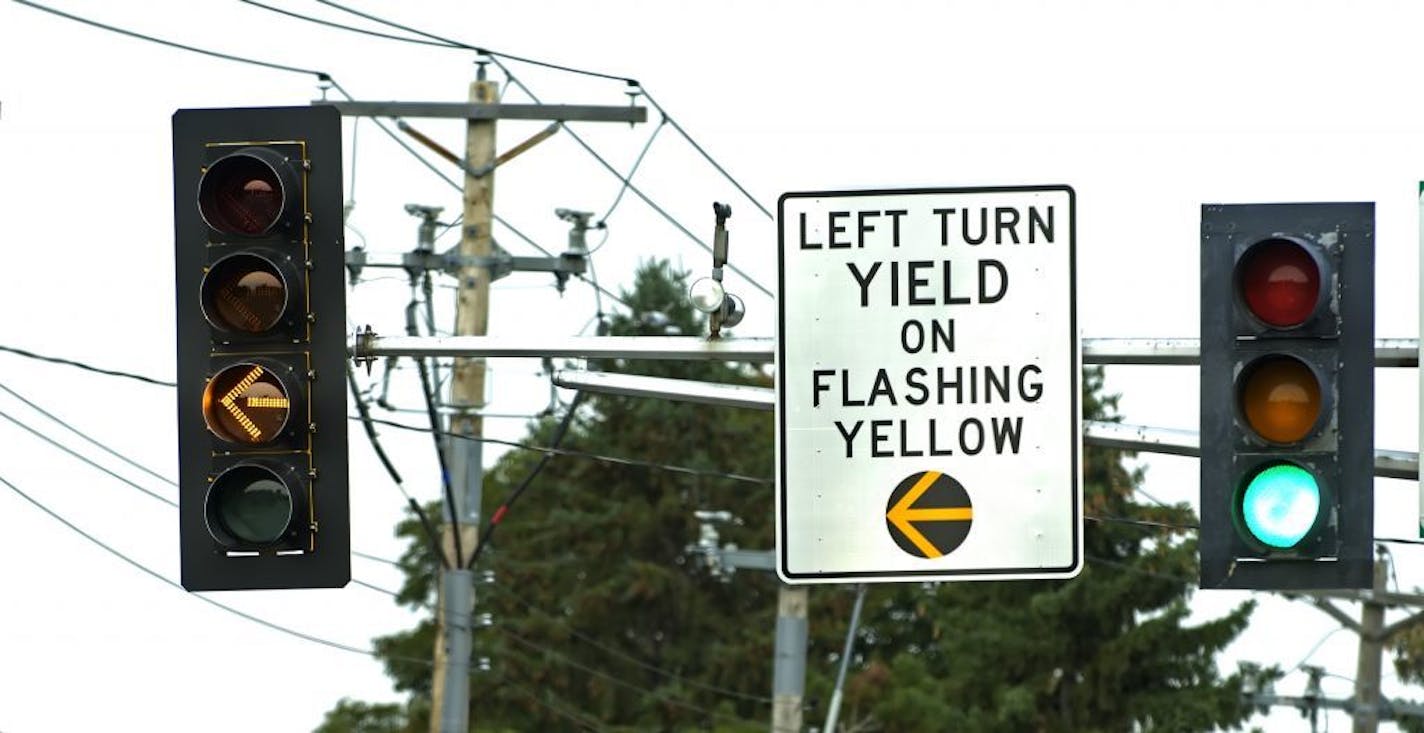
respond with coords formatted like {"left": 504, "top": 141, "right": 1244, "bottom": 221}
{"left": 198, "top": 148, "right": 294, "bottom": 236}
{"left": 1237, "top": 238, "right": 1323, "bottom": 329}
{"left": 1238, "top": 463, "right": 1321, "bottom": 549}
{"left": 1238, "top": 355, "right": 1322, "bottom": 444}
{"left": 206, "top": 463, "right": 298, "bottom": 546}
{"left": 202, "top": 363, "right": 294, "bottom": 444}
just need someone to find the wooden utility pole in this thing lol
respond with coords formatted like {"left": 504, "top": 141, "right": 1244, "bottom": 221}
{"left": 431, "top": 72, "right": 498, "bottom": 733}
{"left": 323, "top": 80, "right": 644, "bottom": 733}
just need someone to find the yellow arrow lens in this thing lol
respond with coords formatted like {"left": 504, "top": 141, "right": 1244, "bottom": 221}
{"left": 202, "top": 364, "right": 292, "bottom": 444}
{"left": 201, "top": 253, "right": 288, "bottom": 334}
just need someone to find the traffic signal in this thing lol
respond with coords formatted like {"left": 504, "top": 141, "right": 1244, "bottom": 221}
{"left": 172, "top": 106, "right": 349, "bottom": 591}
{"left": 1199, "top": 202, "right": 1374, "bottom": 590}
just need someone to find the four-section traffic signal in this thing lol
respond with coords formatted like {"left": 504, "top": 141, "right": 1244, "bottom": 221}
{"left": 172, "top": 106, "right": 349, "bottom": 591}
{"left": 1199, "top": 202, "right": 1374, "bottom": 590}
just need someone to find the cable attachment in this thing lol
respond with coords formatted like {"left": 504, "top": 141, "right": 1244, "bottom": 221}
{"left": 316, "top": 74, "right": 333, "bottom": 101}
{"left": 688, "top": 202, "right": 744, "bottom": 339}
{"left": 624, "top": 80, "right": 643, "bottom": 128}
{"left": 353, "top": 325, "right": 378, "bottom": 374}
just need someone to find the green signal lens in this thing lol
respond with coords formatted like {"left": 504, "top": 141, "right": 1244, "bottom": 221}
{"left": 1239, "top": 463, "right": 1321, "bottom": 549}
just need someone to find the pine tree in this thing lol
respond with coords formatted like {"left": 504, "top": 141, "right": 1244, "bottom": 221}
{"left": 318, "top": 261, "right": 1254, "bottom": 732}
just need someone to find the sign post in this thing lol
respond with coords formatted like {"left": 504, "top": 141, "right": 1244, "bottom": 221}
{"left": 776, "top": 185, "right": 1081, "bottom": 583}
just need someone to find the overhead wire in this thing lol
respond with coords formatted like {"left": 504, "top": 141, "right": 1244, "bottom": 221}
{"left": 303, "top": 0, "right": 772, "bottom": 221}
{"left": 348, "top": 363, "right": 451, "bottom": 570}
{"left": 492, "top": 61, "right": 774, "bottom": 299}
{"left": 0, "top": 382, "right": 177, "bottom": 490}
{"left": 12, "top": 0, "right": 332, "bottom": 79}
{"left": 0, "top": 470, "right": 395, "bottom": 661}
{"left": 289, "top": 0, "right": 773, "bottom": 298}
{"left": 237, "top": 0, "right": 458, "bottom": 48}
{"left": 0, "top": 343, "right": 174, "bottom": 387}
{"left": 487, "top": 582, "right": 773, "bottom": 705}
{"left": 406, "top": 287, "right": 464, "bottom": 568}
{"left": 469, "top": 391, "right": 585, "bottom": 566}
{"left": 354, "top": 560, "right": 759, "bottom": 722}
{"left": 0, "top": 406, "right": 177, "bottom": 508}
{"left": 497, "top": 626, "right": 763, "bottom": 728}
{"left": 352, "top": 413, "right": 772, "bottom": 486}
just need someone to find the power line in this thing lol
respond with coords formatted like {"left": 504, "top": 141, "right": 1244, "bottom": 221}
{"left": 1084, "top": 514, "right": 1198, "bottom": 532}
{"left": 0, "top": 383, "right": 177, "bottom": 488}
{"left": 311, "top": 0, "right": 626, "bottom": 83}
{"left": 12, "top": 0, "right": 330, "bottom": 79}
{"left": 598, "top": 115, "right": 669, "bottom": 227}
{"left": 494, "top": 63, "right": 774, "bottom": 299}
{"left": 351, "top": 413, "right": 773, "bottom": 486}
{"left": 501, "top": 672, "right": 609, "bottom": 732}
{"left": 470, "top": 391, "right": 586, "bottom": 565}
{"left": 237, "top": 0, "right": 458, "bottom": 49}
{"left": 0, "top": 343, "right": 174, "bottom": 387}
{"left": 497, "top": 626, "right": 763, "bottom": 728}
{"left": 0, "top": 470, "right": 395, "bottom": 661}
{"left": 306, "top": 0, "right": 772, "bottom": 221}
{"left": 487, "top": 582, "right": 773, "bottom": 706}
{"left": 0, "top": 406, "right": 177, "bottom": 508}
{"left": 284, "top": 0, "right": 773, "bottom": 298}
{"left": 353, "top": 563, "right": 762, "bottom": 721}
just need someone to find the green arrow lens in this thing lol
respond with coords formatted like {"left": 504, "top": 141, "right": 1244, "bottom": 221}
{"left": 207, "top": 464, "right": 296, "bottom": 546}
{"left": 1239, "top": 463, "right": 1321, "bottom": 549}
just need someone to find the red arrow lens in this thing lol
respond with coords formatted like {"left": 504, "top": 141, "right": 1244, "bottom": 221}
{"left": 1238, "top": 238, "right": 1321, "bottom": 328}
{"left": 198, "top": 153, "right": 287, "bottom": 236}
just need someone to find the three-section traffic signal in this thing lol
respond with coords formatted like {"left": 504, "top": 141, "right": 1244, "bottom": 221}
{"left": 173, "top": 106, "right": 349, "bottom": 591}
{"left": 1200, "top": 202, "right": 1374, "bottom": 590}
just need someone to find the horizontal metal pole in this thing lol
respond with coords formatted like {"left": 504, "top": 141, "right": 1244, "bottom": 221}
{"left": 1083, "top": 338, "right": 1419, "bottom": 367}
{"left": 719, "top": 549, "right": 776, "bottom": 572}
{"left": 356, "top": 335, "right": 1420, "bottom": 367}
{"left": 554, "top": 369, "right": 775, "bottom": 410}
{"left": 547, "top": 369, "right": 1420, "bottom": 478}
{"left": 357, "top": 335, "right": 775, "bottom": 362}
{"left": 320, "top": 100, "right": 646, "bottom": 123}
{"left": 1082, "top": 420, "right": 1418, "bottom": 479}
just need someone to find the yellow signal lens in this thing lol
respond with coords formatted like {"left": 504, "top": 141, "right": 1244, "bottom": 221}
{"left": 1238, "top": 356, "right": 1322, "bottom": 444}
{"left": 203, "top": 364, "right": 293, "bottom": 444}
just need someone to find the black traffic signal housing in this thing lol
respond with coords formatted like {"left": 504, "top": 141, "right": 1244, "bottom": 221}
{"left": 1200, "top": 202, "right": 1373, "bottom": 590}
{"left": 173, "top": 106, "right": 349, "bottom": 591}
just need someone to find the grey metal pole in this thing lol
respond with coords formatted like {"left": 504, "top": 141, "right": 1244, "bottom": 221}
{"left": 823, "top": 584, "right": 867, "bottom": 733}
{"left": 439, "top": 569, "right": 474, "bottom": 733}
{"left": 1354, "top": 555, "right": 1389, "bottom": 733}
{"left": 772, "top": 585, "right": 809, "bottom": 732}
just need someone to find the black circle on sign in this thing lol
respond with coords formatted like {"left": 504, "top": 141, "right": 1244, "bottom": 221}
{"left": 885, "top": 470, "right": 974, "bottom": 558}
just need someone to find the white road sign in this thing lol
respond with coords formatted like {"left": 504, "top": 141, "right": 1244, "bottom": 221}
{"left": 776, "top": 185, "right": 1081, "bottom": 583}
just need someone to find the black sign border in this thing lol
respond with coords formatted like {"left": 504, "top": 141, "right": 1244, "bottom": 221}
{"left": 775, "top": 184, "right": 1080, "bottom": 583}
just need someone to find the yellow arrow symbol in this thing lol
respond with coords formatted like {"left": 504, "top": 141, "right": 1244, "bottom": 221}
{"left": 886, "top": 471, "right": 973, "bottom": 559}
{"left": 218, "top": 366, "right": 269, "bottom": 440}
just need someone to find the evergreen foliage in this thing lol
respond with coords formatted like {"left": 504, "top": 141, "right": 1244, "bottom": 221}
{"left": 318, "top": 261, "right": 1252, "bottom": 732}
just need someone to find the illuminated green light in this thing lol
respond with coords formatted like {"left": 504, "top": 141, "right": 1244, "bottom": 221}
{"left": 1240, "top": 464, "right": 1321, "bottom": 549}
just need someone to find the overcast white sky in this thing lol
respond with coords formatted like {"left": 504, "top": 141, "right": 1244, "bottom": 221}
{"left": 4, "top": 1, "right": 1424, "bottom": 731}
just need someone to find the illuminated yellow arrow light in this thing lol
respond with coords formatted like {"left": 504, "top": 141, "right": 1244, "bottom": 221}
{"left": 203, "top": 363, "right": 292, "bottom": 445}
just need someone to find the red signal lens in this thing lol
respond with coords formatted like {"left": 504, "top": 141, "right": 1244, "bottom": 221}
{"left": 1238, "top": 238, "right": 1321, "bottom": 328}
{"left": 198, "top": 152, "right": 289, "bottom": 236}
